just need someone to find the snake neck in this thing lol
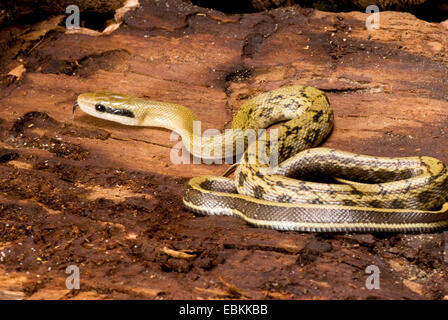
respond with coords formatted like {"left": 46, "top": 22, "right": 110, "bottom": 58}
{"left": 138, "top": 85, "right": 334, "bottom": 162}
{"left": 182, "top": 129, "right": 248, "bottom": 161}
{"left": 139, "top": 100, "right": 240, "bottom": 160}
{"left": 140, "top": 100, "right": 197, "bottom": 134}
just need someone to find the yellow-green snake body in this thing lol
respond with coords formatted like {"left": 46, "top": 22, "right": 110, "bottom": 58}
{"left": 75, "top": 85, "right": 448, "bottom": 232}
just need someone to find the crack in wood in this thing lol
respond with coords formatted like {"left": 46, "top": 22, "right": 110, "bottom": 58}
{"left": 223, "top": 243, "right": 302, "bottom": 255}
{"left": 111, "top": 136, "right": 174, "bottom": 149}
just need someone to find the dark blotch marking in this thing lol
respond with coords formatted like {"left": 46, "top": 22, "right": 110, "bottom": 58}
{"left": 343, "top": 199, "right": 356, "bottom": 206}
{"left": 284, "top": 102, "right": 301, "bottom": 111}
{"left": 391, "top": 199, "right": 404, "bottom": 209}
{"left": 378, "top": 185, "right": 388, "bottom": 196}
{"left": 262, "top": 107, "right": 274, "bottom": 117}
{"left": 303, "top": 128, "right": 321, "bottom": 145}
{"left": 268, "top": 94, "right": 283, "bottom": 102}
{"left": 253, "top": 186, "right": 264, "bottom": 199}
{"left": 350, "top": 186, "right": 363, "bottom": 196}
{"left": 313, "top": 110, "right": 323, "bottom": 122}
{"left": 368, "top": 200, "right": 382, "bottom": 208}
{"left": 299, "top": 89, "right": 308, "bottom": 98}
{"left": 404, "top": 184, "right": 411, "bottom": 194}
{"left": 403, "top": 169, "right": 415, "bottom": 179}
{"left": 280, "top": 145, "right": 294, "bottom": 159}
{"left": 238, "top": 172, "right": 247, "bottom": 187}
{"left": 277, "top": 194, "right": 292, "bottom": 202}
{"left": 418, "top": 191, "right": 432, "bottom": 203}
{"left": 316, "top": 93, "right": 331, "bottom": 106}
{"left": 285, "top": 125, "right": 301, "bottom": 136}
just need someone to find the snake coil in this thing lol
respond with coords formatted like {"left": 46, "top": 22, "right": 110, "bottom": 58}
{"left": 76, "top": 85, "right": 448, "bottom": 232}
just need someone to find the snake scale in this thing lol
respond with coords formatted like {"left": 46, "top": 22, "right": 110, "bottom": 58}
{"left": 74, "top": 85, "right": 448, "bottom": 232}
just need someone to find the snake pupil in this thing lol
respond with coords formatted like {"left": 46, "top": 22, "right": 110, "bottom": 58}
{"left": 95, "top": 104, "right": 106, "bottom": 112}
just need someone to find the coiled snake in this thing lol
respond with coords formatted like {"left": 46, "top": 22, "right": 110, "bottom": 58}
{"left": 74, "top": 86, "right": 448, "bottom": 232}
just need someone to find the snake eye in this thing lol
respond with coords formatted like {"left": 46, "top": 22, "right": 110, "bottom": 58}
{"left": 95, "top": 104, "right": 106, "bottom": 112}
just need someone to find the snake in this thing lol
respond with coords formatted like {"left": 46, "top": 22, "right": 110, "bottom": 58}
{"left": 74, "top": 85, "right": 448, "bottom": 232}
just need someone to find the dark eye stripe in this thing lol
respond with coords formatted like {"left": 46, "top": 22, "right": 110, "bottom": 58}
{"left": 95, "top": 104, "right": 134, "bottom": 118}
{"left": 119, "top": 109, "right": 135, "bottom": 118}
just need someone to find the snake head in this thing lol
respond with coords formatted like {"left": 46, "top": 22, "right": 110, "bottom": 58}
{"left": 75, "top": 92, "right": 142, "bottom": 125}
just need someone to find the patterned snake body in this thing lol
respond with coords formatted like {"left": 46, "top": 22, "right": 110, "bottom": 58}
{"left": 75, "top": 86, "right": 448, "bottom": 232}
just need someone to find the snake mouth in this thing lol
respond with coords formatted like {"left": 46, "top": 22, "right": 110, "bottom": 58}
{"left": 72, "top": 101, "right": 79, "bottom": 120}
{"left": 73, "top": 93, "right": 100, "bottom": 119}
{"left": 73, "top": 101, "right": 79, "bottom": 114}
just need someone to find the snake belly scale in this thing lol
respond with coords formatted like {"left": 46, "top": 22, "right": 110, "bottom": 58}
{"left": 75, "top": 85, "right": 448, "bottom": 232}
